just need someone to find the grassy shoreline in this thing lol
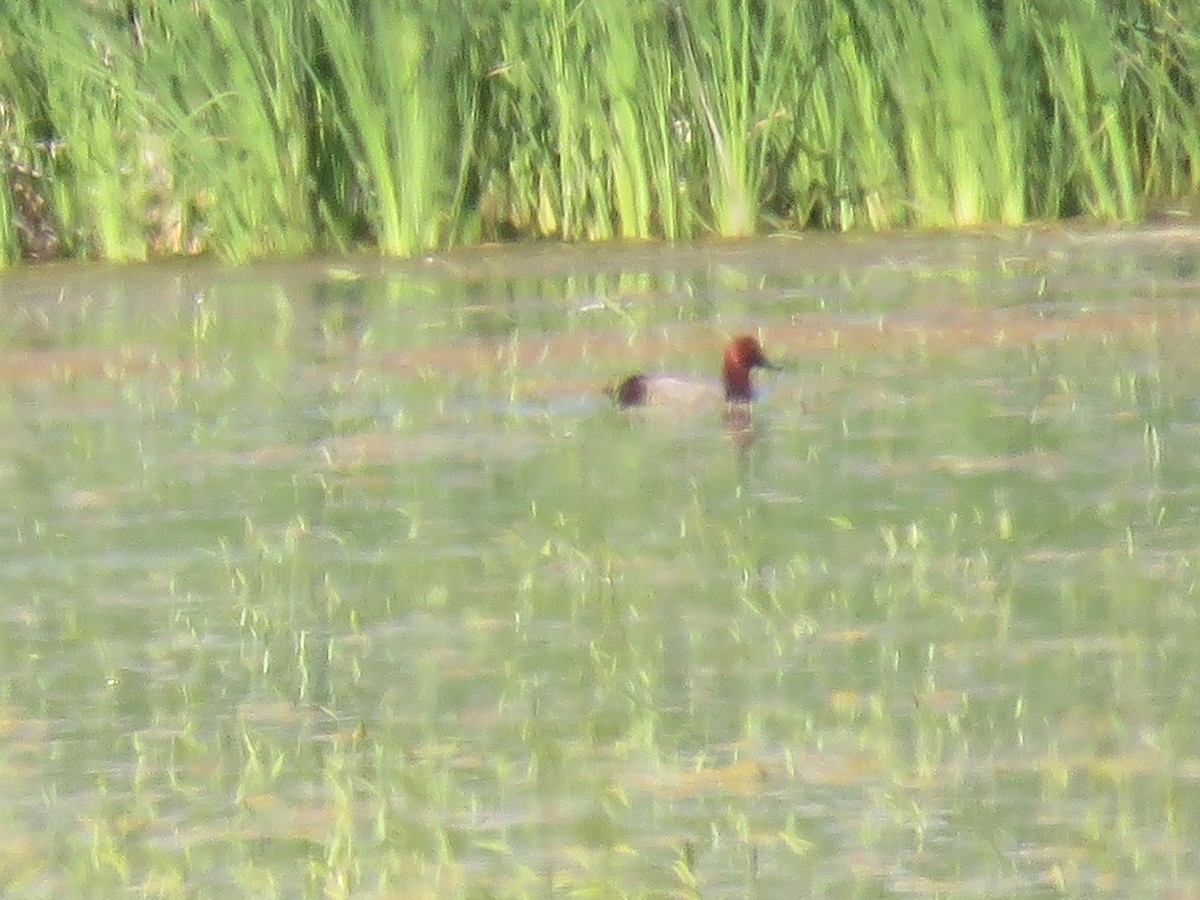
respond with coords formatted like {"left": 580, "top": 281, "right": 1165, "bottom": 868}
{"left": 1, "top": 0, "right": 1198, "bottom": 265}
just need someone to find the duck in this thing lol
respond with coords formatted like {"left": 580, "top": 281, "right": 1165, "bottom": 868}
{"left": 613, "top": 335, "right": 777, "bottom": 407}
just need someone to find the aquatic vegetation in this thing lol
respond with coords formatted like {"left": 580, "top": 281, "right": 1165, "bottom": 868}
{"left": 0, "top": 1, "right": 1199, "bottom": 263}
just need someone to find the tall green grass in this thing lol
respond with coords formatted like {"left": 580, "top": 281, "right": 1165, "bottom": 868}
{"left": 0, "top": 0, "right": 1198, "bottom": 265}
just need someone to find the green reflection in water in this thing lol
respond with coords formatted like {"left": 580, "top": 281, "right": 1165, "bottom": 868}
{"left": 1, "top": 231, "right": 1200, "bottom": 896}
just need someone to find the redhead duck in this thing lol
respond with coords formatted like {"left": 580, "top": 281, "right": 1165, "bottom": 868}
{"left": 613, "top": 335, "right": 777, "bottom": 407}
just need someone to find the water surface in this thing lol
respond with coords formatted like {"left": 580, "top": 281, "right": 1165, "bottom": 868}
{"left": 2, "top": 227, "right": 1200, "bottom": 896}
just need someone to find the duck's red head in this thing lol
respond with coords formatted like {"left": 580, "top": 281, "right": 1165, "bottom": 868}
{"left": 723, "top": 335, "right": 775, "bottom": 402}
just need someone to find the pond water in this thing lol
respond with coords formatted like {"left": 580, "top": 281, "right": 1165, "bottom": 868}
{"left": 3, "top": 227, "right": 1200, "bottom": 896}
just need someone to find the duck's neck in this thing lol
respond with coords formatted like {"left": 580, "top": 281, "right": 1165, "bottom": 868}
{"left": 723, "top": 359, "right": 753, "bottom": 402}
